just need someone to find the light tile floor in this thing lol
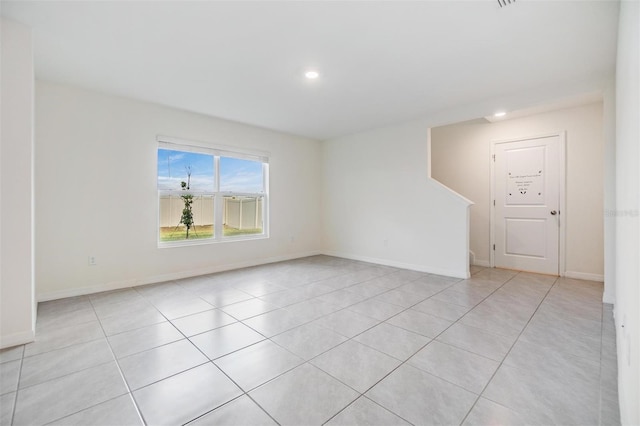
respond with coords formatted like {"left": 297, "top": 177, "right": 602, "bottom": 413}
{"left": 0, "top": 256, "right": 620, "bottom": 425}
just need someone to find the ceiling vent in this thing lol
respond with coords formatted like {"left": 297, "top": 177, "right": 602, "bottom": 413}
{"left": 497, "top": 0, "right": 516, "bottom": 7}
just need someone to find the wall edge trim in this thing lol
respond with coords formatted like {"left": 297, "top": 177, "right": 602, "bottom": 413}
{"left": 37, "top": 250, "right": 322, "bottom": 302}
{"left": 0, "top": 329, "right": 35, "bottom": 350}
{"left": 321, "top": 250, "right": 469, "bottom": 279}
{"left": 564, "top": 270, "right": 605, "bottom": 282}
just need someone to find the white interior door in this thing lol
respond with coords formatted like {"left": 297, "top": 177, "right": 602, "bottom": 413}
{"left": 493, "top": 135, "right": 561, "bottom": 275}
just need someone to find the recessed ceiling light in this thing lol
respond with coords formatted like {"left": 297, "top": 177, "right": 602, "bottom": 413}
{"left": 304, "top": 70, "right": 320, "bottom": 80}
{"left": 494, "top": 111, "right": 507, "bottom": 117}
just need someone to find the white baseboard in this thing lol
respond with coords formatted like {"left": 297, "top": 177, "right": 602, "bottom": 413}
{"left": 321, "top": 250, "right": 469, "bottom": 279}
{"left": 0, "top": 329, "right": 35, "bottom": 349}
{"left": 37, "top": 250, "right": 322, "bottom": 302}
{"left": 563, "top": 271, "right": 605, "bottom": 282}
{"left": 472, "top": 259, "right": 492, "bottom": 268}
{"left": 602, "top": 289, "right": 616, "bottom": 305}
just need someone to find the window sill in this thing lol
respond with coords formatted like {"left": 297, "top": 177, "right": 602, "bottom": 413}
{"left": 157, "top": 234, "right": 269, "bottom": 249}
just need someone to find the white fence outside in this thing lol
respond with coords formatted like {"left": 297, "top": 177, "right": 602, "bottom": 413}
{"left": 159, "top": 195, "right": 263, "bottom": 230}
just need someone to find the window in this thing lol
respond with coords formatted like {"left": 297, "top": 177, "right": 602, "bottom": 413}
{"left": 157, "top": 138, "right": 268, "bottom": 245}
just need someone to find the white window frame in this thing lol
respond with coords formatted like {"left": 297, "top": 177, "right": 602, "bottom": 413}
{"left": 157, "top": 136, "right": 269, "bottom": 247}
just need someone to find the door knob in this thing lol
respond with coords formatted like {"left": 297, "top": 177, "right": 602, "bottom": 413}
{"left": 550, "top": 210, "right": 557, "bottom": 215}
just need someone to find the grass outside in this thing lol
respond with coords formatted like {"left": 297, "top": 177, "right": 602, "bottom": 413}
{"left": 160, "top": 225, "right": 213, "bottom": 242}
{"left": 160, "top": 225, "right": 263, "bottom": 241}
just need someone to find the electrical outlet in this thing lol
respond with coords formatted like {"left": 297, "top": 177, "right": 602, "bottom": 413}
{"left": 383, "top": 239, "right": 389, "bottom": 247}
{"left": 88, "top": 256, "right": 97, "bottom": 266}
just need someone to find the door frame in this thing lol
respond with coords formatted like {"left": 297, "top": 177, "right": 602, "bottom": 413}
{"left": 490, "top": 132, "right": 567, "bottom": 276}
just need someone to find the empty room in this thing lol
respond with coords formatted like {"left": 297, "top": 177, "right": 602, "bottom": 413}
{"left": 1, "top": 1, "right": 638, "bottom": 425}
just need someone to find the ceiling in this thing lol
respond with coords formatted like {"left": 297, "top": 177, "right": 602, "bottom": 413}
{"left": 1, "top": 1, "right": 620, "bottom": 140}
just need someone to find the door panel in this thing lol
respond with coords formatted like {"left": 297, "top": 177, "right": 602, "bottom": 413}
{"left": 494, "top": 135, "right": 560, "bottom": 275}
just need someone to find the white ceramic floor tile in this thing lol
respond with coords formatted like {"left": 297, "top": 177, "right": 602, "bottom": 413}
{"left": 408, "top": 340, "right": 499, "bottom": 394}
{"left": 249, "top": 363, "right": 359, "bottom": 426}
{"left": 367, "top": 364, "right": 477, "bottom": 426}
{"left": 437, "top": 322, "right": 516, "bottom": 362}
{"left": 347, "top": 299, "right": 405, "bottom": 321}
{"left": 24, "top": 321, "right": 105, "bottom": 357}
{"left": 373, "top": 289, "right": 428, "bottom": 308}
{"left": 459, "top": 301, "right": 530, "bottom": 338}
{"left": 386, "top": 309, "right": 452, "bottom": 338}
{"left": 519, "top": 318, "right": 601, "bottom": 361}
{"left": 134, "top": 363, "right": 242, "bottom": 426}
{"left": 13, "top": 361, "right": 128, "bottom": 425}
{"left": 326, "top": 396, "right": 411, "bottom": 426}
{"left": 311, "top": 340, "right": 401, "bottom": 393}
{"left": 412, "top": 297, "right": 472, "bottom": 321}
{"left": 16, "top": 260, "right": 615, "bottom": 426}
{"left": 48, "top": 394, "right": 143, "bottom": 426}
{"left": 37, "top": 297, "right": 92, "bottom": 317}
{"left": 221, "top": 298, "right": 279, "bottom": 320}
{"left": 91, "top": 298, "right": 154, "bottom": 320}
{"left": 99, "top": 307, "right": 166, "bottom": 336}
{"left": 503, "top": 339, "right": 600, "bottom": 386}
{"left": 242, "top": 308, "right": 308, "bottom": 337}
{"left": 20, "top": 339, "right": 114, "bottom": 388}
{"left": 170, "top": 308, "right": 236, "bottom": 336}
{"left": 0, "top": 392, "right": 15, "bottom": 425}
{"left": 316, "top": 289, "right": 369, "bottom": 308}
{"left": 0, "top": 359, "right": 20, "bottom": 395}
{"left": 189, "top": 395, "right": 277, "bottom": 425}
{"left": 483, "top": 363, "right": 599, "bottom": 425}
{"left": 312, "top": 309, "right": 380, "bottom": 338}
{"left": 119, "top": 339, "right": 208, "bottom": 390}
{"left": 215, "top": 340, "right": 303, "bottom": 391}
{"left": 354, "top": 322, "right": 430, "bottom": 361}
{"left": 189, "top": 322, "right": 264, "bottom": 359}
{"left": 36, "top": 306, "right": 98, "bottom": 333}
{"left": 344, "top": 281, "right": 390, "bottom": 298}
{"left": 0, "top": 346, "right": 23, "bottom": 364}
{"left": 462, "top": 397, "right": 528, "bottom": 426}
{"left": 233, "top": 281, "right": 287, "bottom": 297}
{"left": 152, "top": 295, "right": 214, "bottom": 320}
{"left": 197, "top": 288, "right": 254, "bottom": 308}
{"left": 271, "top": 322, "right": 348, "bottom": 360}
{"left": 89, "top": 288, "right": 144, "bottom": 307}
{"left": 108, "top": 321, "right": 183, "bottom": 358}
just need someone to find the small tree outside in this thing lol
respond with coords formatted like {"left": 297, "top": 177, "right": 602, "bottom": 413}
{"left": 178, "top": 166, "right": 195, "bottom": 239}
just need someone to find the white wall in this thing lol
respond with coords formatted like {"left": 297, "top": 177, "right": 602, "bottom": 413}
{"left": 0, "top": 19, "right": 36, "bottom": 348}
{"left": 322, "top": 119, "right": 472, "bottom": 278}
{"left": 603, "top": 82, "right": 617, "bottom": 304}
{"left": 614, "top": 2, "right": 639, "bottom": 424}
{"left": 35, "top": 81, "right": 323, "bottom": 300}
{"left": 431, "top": 103, "right": 605, "bottom": 281}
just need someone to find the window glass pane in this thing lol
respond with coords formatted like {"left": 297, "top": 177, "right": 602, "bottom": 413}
{"left": 219, "top": 157, "right": 263, "bottom": 193}
{"left": 223, "top": 196, "right": 264, "bottom": 237}
{"left": 158, "top": 149, "right": 214, "bottom": 192}
{"left": 159, "top": 194, "right": 214, "bottom": 241}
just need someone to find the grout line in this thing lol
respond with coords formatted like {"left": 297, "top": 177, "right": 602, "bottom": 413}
{"left": 7, "top": 345, "right": 25, "bottom": 426}
{"left": 138, "top": 288, "right": 283, "bottom": 426}
{"left": 21, "top": 259, "right": 604, "bottom": 426}
{"left": 88, "top": 296, "right": 148, "bottom": 426}
{"left": 458, "top": 272, "right": 559, "bottom": 425}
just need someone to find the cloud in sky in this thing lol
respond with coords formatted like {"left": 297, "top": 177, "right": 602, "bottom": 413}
{"left": 157, "top": 149, "right": 264, "bottom": 193}
{"left": 220, "top": 157, "right": 263, "bottom": 193}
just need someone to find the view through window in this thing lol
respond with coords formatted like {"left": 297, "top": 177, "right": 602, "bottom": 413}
{"left": 157, "top": 141, "right": 268, "bottom": 244}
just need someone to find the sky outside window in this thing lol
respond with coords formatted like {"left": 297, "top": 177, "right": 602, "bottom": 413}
{"left": 157, "top": 149, "right": 214, "bottom": 191}
{"left": 219, "top": 157, "right": 264, "bottom": 193}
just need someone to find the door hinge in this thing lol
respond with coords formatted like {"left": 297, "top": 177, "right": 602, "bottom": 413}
{"left": 493, "top": 199, "right": 495, "bottom": 206}
{"left": 492, "top": 154, "right": 495, "bottom": 162}
{"left": 493, "top": 244, "right": 496, "bottom": 250}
